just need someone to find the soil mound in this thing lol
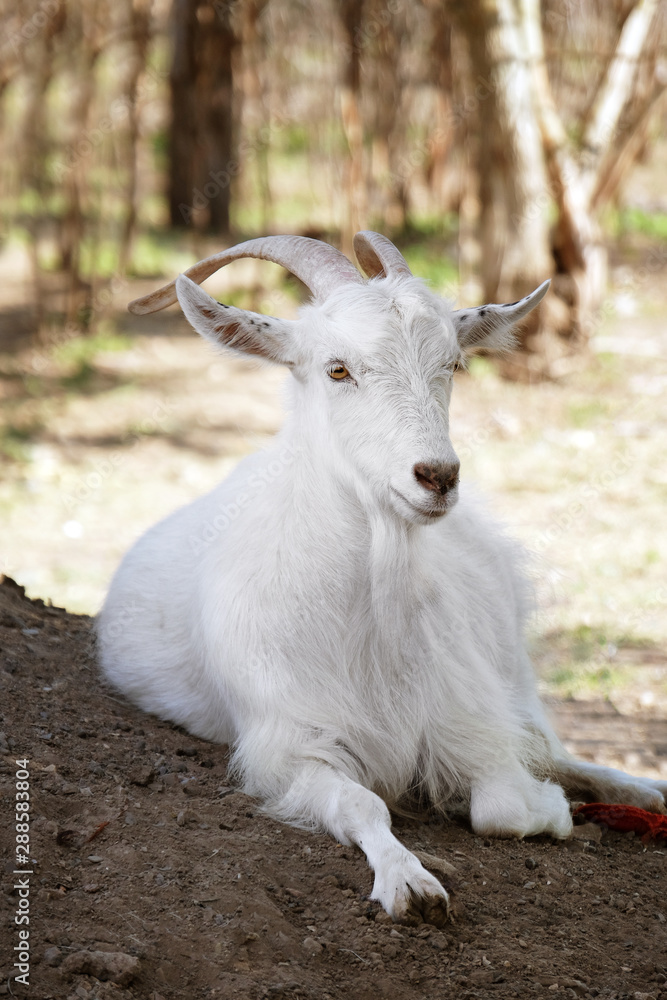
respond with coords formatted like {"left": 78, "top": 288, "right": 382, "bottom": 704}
{"left": 1, "top": 576, "right": 666, "bottom": 999}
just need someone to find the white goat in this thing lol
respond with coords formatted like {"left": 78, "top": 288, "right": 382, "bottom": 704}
{"left": 98, "top": 232, "right": 667, "bottom": 925}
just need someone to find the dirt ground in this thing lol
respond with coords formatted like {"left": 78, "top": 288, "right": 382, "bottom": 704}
{"left": 1, "top": 576, "right": 666, "bottom": 1000}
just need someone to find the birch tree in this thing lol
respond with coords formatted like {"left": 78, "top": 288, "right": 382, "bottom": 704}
{"left": 453, "top": 0, "right": 666, "bottom": 378}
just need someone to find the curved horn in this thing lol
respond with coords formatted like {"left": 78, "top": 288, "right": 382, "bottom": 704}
{"left": 353, "top": 231, "right": 413, "bottom": 280}
{"left": 128, "top": 235, "right": 363, "bottom": 315}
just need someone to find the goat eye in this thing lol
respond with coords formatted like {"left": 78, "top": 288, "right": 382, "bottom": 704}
{"left": 328, "top": 364, "right": 350, "bottom": 381}
{"left": 452, "top": 360, "right": 462, "bottom": 373}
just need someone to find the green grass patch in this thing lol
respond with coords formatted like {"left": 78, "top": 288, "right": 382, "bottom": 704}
{"left": 399, "top": 214, "right": 459, "bottom": 242}
{"left": 536, "top": 623, "right": 665, "bottom": 699}
{"left": 128, "top": 231, "right": 194, "bottom": 279}
{"left": 0, "top": 423, "right": 43, "bottom": 462}
{"left": 60, "top": 361, "right": 97, "bottom": 391}
{"left": 605, "top": 206, "right": 667, "bottom": 242}
{"left": 540, "top": 661, "right": 629, "bottom": 700}
{"left": 567, "top": 398, "right": 610, "bottom": 427}
{"left": 52, "top": 330, "right": 131, "bottom": 391}
{"left": 79, "top": 239, "right": 122, "bottom": 279}
{"left": 400, "top": 243, "right": 458, "bottom": 292}
{"left": 466, "top": 357, "right": 496, "bottom": 380}
{"left": 280, "top": 124, "right": 310, "bottom": 155}
{"left": 54, "top": 331, "right": 131, "bottom": 368}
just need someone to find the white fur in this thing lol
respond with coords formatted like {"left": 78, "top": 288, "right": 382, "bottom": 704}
{"left": 98, "top": 267, "right": 667, "bottom": 923}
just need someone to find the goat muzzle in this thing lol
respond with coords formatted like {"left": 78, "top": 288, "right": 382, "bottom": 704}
{"left": 413, "top": 462, "right": 460, "bottom": 497}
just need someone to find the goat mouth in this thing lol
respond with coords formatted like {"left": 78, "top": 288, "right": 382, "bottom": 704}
{"left": 391, "top": 488, "right": 449, "bottom": 520}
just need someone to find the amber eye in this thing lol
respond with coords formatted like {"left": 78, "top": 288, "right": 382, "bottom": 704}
{"left": 328, "top": 363, "right": 350, "bottom": 380}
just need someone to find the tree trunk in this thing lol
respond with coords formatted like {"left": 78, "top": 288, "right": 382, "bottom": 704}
{"left": 61, "top": 1, "right": 104, "bottom": 328}
{"left": 168, "top": 0, "right": 198, "bottom": 228}
{"left": 452, "top": 0, "right": 553, "bottom": 375}
{"left": 240, "top": 0, "right": 272, "bottom": 232}
{"left": 337, "top": 0, "right": 367, "bottom": 257}
{"left": 197, "top": 1, "right": 235, "bottom": 234}
{"left": 19, "top": 15, "right": 56, "bottom": 330}
{"left": 453, "top": 0, "right": 665, "bottom": 378}
{"left": 367, "top": 0, "right": 407, "bottom": 230}
{"left": 423, "top": 1, "right": 458, "bottom": 217}
{"left": 117, "top": 0, "right": 152, "bottom": 274}
{"left": 524, "top": 0, "right": 661, "bottom": 347}
{"left": 169, "top": 0, "right": 236, "bottom": 233}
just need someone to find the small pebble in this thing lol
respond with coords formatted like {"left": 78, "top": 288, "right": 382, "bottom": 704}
{"left": 129, "top": 765, "right": 154, "bottom": 786}
{"left": 43, "top": 946, "right": 61, "bottom": 966}
{"left": 183, "top": 780, "right": 203, "bottom": 796}
{"left": 302, "top": 936, "right": 323, "bottom": 955}
{"left": 60, "top": 950, "right": 140, "bottom": 987}
{"left": 429, "top": 932, "right": 448, "bottom": 951}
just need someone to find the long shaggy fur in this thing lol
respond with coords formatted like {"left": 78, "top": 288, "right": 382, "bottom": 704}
{"left": 98, "top": 261, "right": 667, "bottom": 922}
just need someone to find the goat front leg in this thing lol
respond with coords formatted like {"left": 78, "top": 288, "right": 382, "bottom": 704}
{"left": 266, "top": 762, "right": 450, "bottom": 926}
{"left": 470, "top": 760, "right": 573, "bottom": 839}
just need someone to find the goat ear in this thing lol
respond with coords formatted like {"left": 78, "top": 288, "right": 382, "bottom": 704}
{"left": 452, "top": 280, "right": 550, "bottom": 353}
{"left": 175, "top": 274, "right": 297, "bottom": 366}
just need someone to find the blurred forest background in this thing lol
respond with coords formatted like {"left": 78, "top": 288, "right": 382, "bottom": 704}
{"left": 0, "top": 0, "right": 666, "bottom": 724}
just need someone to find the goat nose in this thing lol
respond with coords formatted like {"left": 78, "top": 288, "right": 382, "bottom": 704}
{"left": 413, "top": 461, "right": 460, "bottom": 496}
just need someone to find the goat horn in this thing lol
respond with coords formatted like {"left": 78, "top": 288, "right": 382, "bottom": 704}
{"left": 128, "top": 235, "right": 363, "bottom": 315}
{"left": 353, "top": 231, "right": 413, "bottom": 280}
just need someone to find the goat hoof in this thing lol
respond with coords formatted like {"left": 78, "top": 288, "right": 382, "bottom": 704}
{"left": 403, "top": 887, "right": 450, "bottom": 928}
